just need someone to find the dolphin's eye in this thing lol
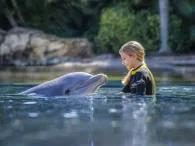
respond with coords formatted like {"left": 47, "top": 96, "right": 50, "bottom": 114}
{"left": 65, "top": 89, "right": 70, "bottom": 95}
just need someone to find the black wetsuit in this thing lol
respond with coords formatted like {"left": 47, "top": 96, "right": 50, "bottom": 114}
{"left": 122, "top": 64, "right": 155, "bottom": 95}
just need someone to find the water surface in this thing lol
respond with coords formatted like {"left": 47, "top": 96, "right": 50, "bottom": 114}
{"left": 0, "top": 82, "right": 195, "bottom": 146}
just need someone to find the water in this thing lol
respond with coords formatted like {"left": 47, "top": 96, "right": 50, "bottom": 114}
{"left": 0, "top": 82, "right": 195, "bottom": 146}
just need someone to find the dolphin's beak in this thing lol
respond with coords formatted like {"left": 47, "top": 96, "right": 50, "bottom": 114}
{"left": 70, "top": 73, "right": 108, "bottom": 95}
{"left": 96, "top": 73, "right": 108, "bottom": 84}
{"left": 102, "top": 74, "right": 108, "bottom": 80}
{"left": 102, "top": 74, "right": 108, "bottom": 83}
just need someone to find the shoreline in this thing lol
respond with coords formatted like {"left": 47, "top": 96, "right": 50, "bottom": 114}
{"left": 1, "top": 54, "right": 195, "bottom": 72}
{"left": 0, "top": 54, "right": 195, "bottom": 82}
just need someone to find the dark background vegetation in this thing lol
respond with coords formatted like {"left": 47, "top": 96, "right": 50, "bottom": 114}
{"left": 0, "top": 0, "right": 194, "bottom": 54}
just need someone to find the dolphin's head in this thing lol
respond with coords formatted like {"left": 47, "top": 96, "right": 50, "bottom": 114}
{"left": 61, "top": 72, "right": 107, "bottom": 95}
{"left": 19, "top": 72, "right": 108, "bottom": 97}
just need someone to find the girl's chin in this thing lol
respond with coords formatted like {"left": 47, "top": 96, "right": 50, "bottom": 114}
{"left": 127, "top": 66, "right": 133, "bottom": 70}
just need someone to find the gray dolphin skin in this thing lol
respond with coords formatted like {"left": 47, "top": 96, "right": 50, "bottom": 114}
{"left": 19, "top": 72, "right": 107, "bottom": 97}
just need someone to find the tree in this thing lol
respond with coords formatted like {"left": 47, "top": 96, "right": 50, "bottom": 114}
{"left": 159, "top": 0, "right": 170, "bottom": 53}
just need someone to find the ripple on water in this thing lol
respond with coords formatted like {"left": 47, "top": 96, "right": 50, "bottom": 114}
{"left": 28, "top": 112, "right": 39, "bottom": 118}
{"left": 0, "top": 83, "right": 195, "bottom": 146}
{"left": 63, "top": 110, "right": 78, "bottom": 119}
{"left": 108, "top": 108, "right": 121, "bottom": 114}
{"left": 23, "top": 101, "right": 37, "bottom": 105}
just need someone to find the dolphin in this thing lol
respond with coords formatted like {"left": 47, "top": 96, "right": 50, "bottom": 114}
{"left": 19, "top": 72, "right": 107, "bottom": 97}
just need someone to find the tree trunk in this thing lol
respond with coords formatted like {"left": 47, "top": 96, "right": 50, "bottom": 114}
{"left": 0, "top": 0, "right": 18, "bottom": 28}
{"left": 11, "top": 0, "right": 25, "bottom": 24}
{"left": 159, "top": 0, "right": 170, "bottom": 53}
{"left": 4, "top": 7, "right": 18, "bottom": 27}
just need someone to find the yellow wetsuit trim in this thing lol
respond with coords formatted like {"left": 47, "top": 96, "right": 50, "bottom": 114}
{"left": 122, "top": 63, "right": 145, "bottom": 85}
{"left": 131, "top": 63, "right": 147, "bottom": 75}
{"left": 122, "top": 63, "right": 156, "bottom": 95}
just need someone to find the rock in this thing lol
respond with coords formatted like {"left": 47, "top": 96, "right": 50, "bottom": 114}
{"left": 0, "top": 27, "right": 93, "bottom": 66}
{"left": 0, "top": 33, "right": 29, "bottom": 55}
{"left": 0, "top": 29, "right": 6, "bottom": 44}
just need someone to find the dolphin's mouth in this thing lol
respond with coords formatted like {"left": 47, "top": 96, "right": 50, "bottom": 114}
{"left": 72, "top": 74, "right": 107, "bottom": 93}
{"left": 91, "top": 75, "right": 107, "bottom": 89}
{"left": 87, "top": 74, "right": 107, "bottom": 87}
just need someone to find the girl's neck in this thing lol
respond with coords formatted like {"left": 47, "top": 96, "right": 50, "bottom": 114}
{"left": 132, "top": 61, "right": 143, "bottom": 70}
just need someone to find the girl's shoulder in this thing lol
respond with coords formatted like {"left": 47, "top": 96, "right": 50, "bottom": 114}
{"left": 136, "top": 66, "right": 153, "bottom": 79}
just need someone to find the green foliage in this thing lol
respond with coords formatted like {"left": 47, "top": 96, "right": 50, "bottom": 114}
{"left": 95, "top": 4, "right": 160, "bottom": 54}
{"left": 0, "top": 0, "right": 110, "bottom": 37}
{"left": 130, "top": 11, "right": 160, "bottom": 52}
{"left": 95, "top": 5, "right": 134, "bottom": 53}
{"left": 169, "top": 15, "right": 191, "bottom": 52}
{"left": 0, "top": 0, "right": 193, "bottom": 53}
{"left": 19, "top": 0, "right": 84, "bottom": 36}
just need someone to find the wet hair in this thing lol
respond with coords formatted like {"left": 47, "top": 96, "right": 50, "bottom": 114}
{"left": 119, "top": 41, "right": 145, "bottom": 62}
{"left": 119, "top": 41, "right": 145, "bottom": 85}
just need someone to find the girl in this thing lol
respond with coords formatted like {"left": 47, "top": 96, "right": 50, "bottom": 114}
{"left": 119, "top": 41, "right": 156, "bottom": 95}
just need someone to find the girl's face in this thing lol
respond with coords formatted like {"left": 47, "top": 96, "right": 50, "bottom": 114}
{"left": 120, "top": 52, "right": 137, "bottom": 70}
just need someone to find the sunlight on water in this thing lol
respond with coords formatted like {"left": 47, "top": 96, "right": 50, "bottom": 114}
{"left": 0, "top": 83, "right": 195, "bottom": 146}
{"left": 63, "top": 110, "right": 79, "bottom": 119}
{"left": 28, "top": 112, "right": 39, "bottom": 118}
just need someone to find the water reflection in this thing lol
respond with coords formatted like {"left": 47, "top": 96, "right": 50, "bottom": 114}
{"left": 0, "top": 85, "right": 195, "bottom": 146}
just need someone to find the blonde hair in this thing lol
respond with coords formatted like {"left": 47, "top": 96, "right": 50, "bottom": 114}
{"left": 119, "top": 41, "right": 145, "bottom": 85}
{"left": 119, "top": 41, "right": 145, "bottom": 62}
